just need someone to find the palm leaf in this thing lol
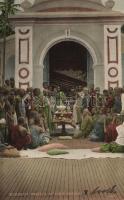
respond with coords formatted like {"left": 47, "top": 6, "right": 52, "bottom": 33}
{"left": 0, "top": 1, "right": 20, "bottom": 37}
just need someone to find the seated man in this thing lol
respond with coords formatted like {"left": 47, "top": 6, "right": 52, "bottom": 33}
{"left": 29, "top": 116, "right": 50, "bottom": 149}
{"left": 10, "top": 117, "right": 32, "bottom": 150}
{"left": 104, "top": 115, "right": 119, "bottom": 143}
{"left": 89, "top": 110, "right": 105, "bottom": 142}
{"left": 74, "top": 109, "right": 93, "bottom": 138}
{"left": 92, "top": 118, "right": 124, "bottom": 153}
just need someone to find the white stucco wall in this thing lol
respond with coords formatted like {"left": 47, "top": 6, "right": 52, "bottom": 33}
{"left": 1, "top": 19, "right": 124, "bottom": 90}
{"left": 32, "top": 23, "right": 104, "bottom": 89}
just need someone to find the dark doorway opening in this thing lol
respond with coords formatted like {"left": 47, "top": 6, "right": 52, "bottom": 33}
{"left": 43, "top": 41, "right": 93, "bottom": 90}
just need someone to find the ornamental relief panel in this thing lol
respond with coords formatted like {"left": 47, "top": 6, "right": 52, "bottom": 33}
{"left": 15, "top": 26, "right": 33, "bottom": 89}
{"left": 104, "top": 25, "right": 122, "bottom": 89}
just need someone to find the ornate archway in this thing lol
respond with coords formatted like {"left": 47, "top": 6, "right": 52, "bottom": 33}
{"left": 44, "top": 41, "right": 94, "bottom": 89}
{"left": 39, "top": 35, "right": 98, "bottom": 89}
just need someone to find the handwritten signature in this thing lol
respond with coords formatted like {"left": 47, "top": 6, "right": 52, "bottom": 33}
{"left": 82, "top": 185, "right": 117, "bottom": 195}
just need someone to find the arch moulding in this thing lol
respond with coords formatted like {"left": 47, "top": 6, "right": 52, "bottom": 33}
{"left": 39, "top": 35, "right": 99, "bottom": 68}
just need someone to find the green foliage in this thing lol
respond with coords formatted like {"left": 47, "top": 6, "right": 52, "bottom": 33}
{"left": 47, "top": 149, "right": 69, "bottom": 155}
{"left": 0, "top": 0, "right": 20, "bottom": 38}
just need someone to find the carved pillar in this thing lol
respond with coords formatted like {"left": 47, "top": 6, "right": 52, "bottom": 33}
{"left": 104, "top": 25, "right": 122, "bottom": 89}
{"left": 15, "top": 26, "right": 33, "bottom": 89}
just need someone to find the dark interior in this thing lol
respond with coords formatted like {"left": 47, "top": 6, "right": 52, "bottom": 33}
{"left": 49, "top": 41, "right": 88, "bottom": 89}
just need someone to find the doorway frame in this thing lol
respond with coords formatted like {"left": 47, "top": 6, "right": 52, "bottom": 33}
{"left": 39, "top": 35, "right": 98, "bottom": 87}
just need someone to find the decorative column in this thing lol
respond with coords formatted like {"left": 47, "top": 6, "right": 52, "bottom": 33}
{"left": 15, "top": 26, "right": 33, "bottom": 89}
{"left": 104, "top": 25, "right": 122, "bottom": 89}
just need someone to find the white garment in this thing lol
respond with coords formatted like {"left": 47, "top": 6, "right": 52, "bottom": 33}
{"left": 13, "top": 112, "right": 18, "bottom": 125}
{"left": 73, "top": 103, "right": 78, "bottom": 123}
{"left": 121, "top": 93, "right": 124, "bottom": 112}
{"left": 0, "top": 118, "right": 6, "bottom": 124}
{"left": 116, "top": 123, "right": 124, "bottom": 145}
{"left": 72, "top": 97, "right": 82, "bottom": 123}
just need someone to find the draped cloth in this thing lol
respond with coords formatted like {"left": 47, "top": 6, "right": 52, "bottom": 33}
{"left": 10, "top": 125, "right": 31, "bottom": 150}
{"left": 73, "top": 97, "right": 82, "bottom": 124}
{"left": 43, "top": 96, "right": 53, "bottom": 132}
{"left": 32, "top": 95, "right": 44, "bottom": 114}
{"left": 104, "top": 123, "right": 118, "bottom": 143}
{"left": 100, "top": 122, "right": 124, "bottom": 153}
{"left": 29, "top": 125, "right": 50, "bottom": 149}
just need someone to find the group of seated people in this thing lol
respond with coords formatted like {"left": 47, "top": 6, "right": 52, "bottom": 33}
{"left": 0, "top": 78, "right": 124, "bottom": 153}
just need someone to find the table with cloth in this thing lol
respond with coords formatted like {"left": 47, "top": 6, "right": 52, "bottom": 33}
{"left": 53, "top": 111, "right": 76, "bottom": 134}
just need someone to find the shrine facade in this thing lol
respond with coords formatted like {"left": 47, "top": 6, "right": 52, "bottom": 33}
{"left": 1, "top": 0, "right": 124, "bottom": 90}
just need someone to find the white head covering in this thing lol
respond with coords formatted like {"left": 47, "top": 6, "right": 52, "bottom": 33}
{"left": 0, "top": 118, "right": 6, "bottom": 124}
{"left": 116, "top": 123, "right": 124, "bottom": 145}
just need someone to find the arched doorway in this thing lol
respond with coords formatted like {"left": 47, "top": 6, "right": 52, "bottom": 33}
{"left": 43, "top": 41, "right": 93, "bottom": 90}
